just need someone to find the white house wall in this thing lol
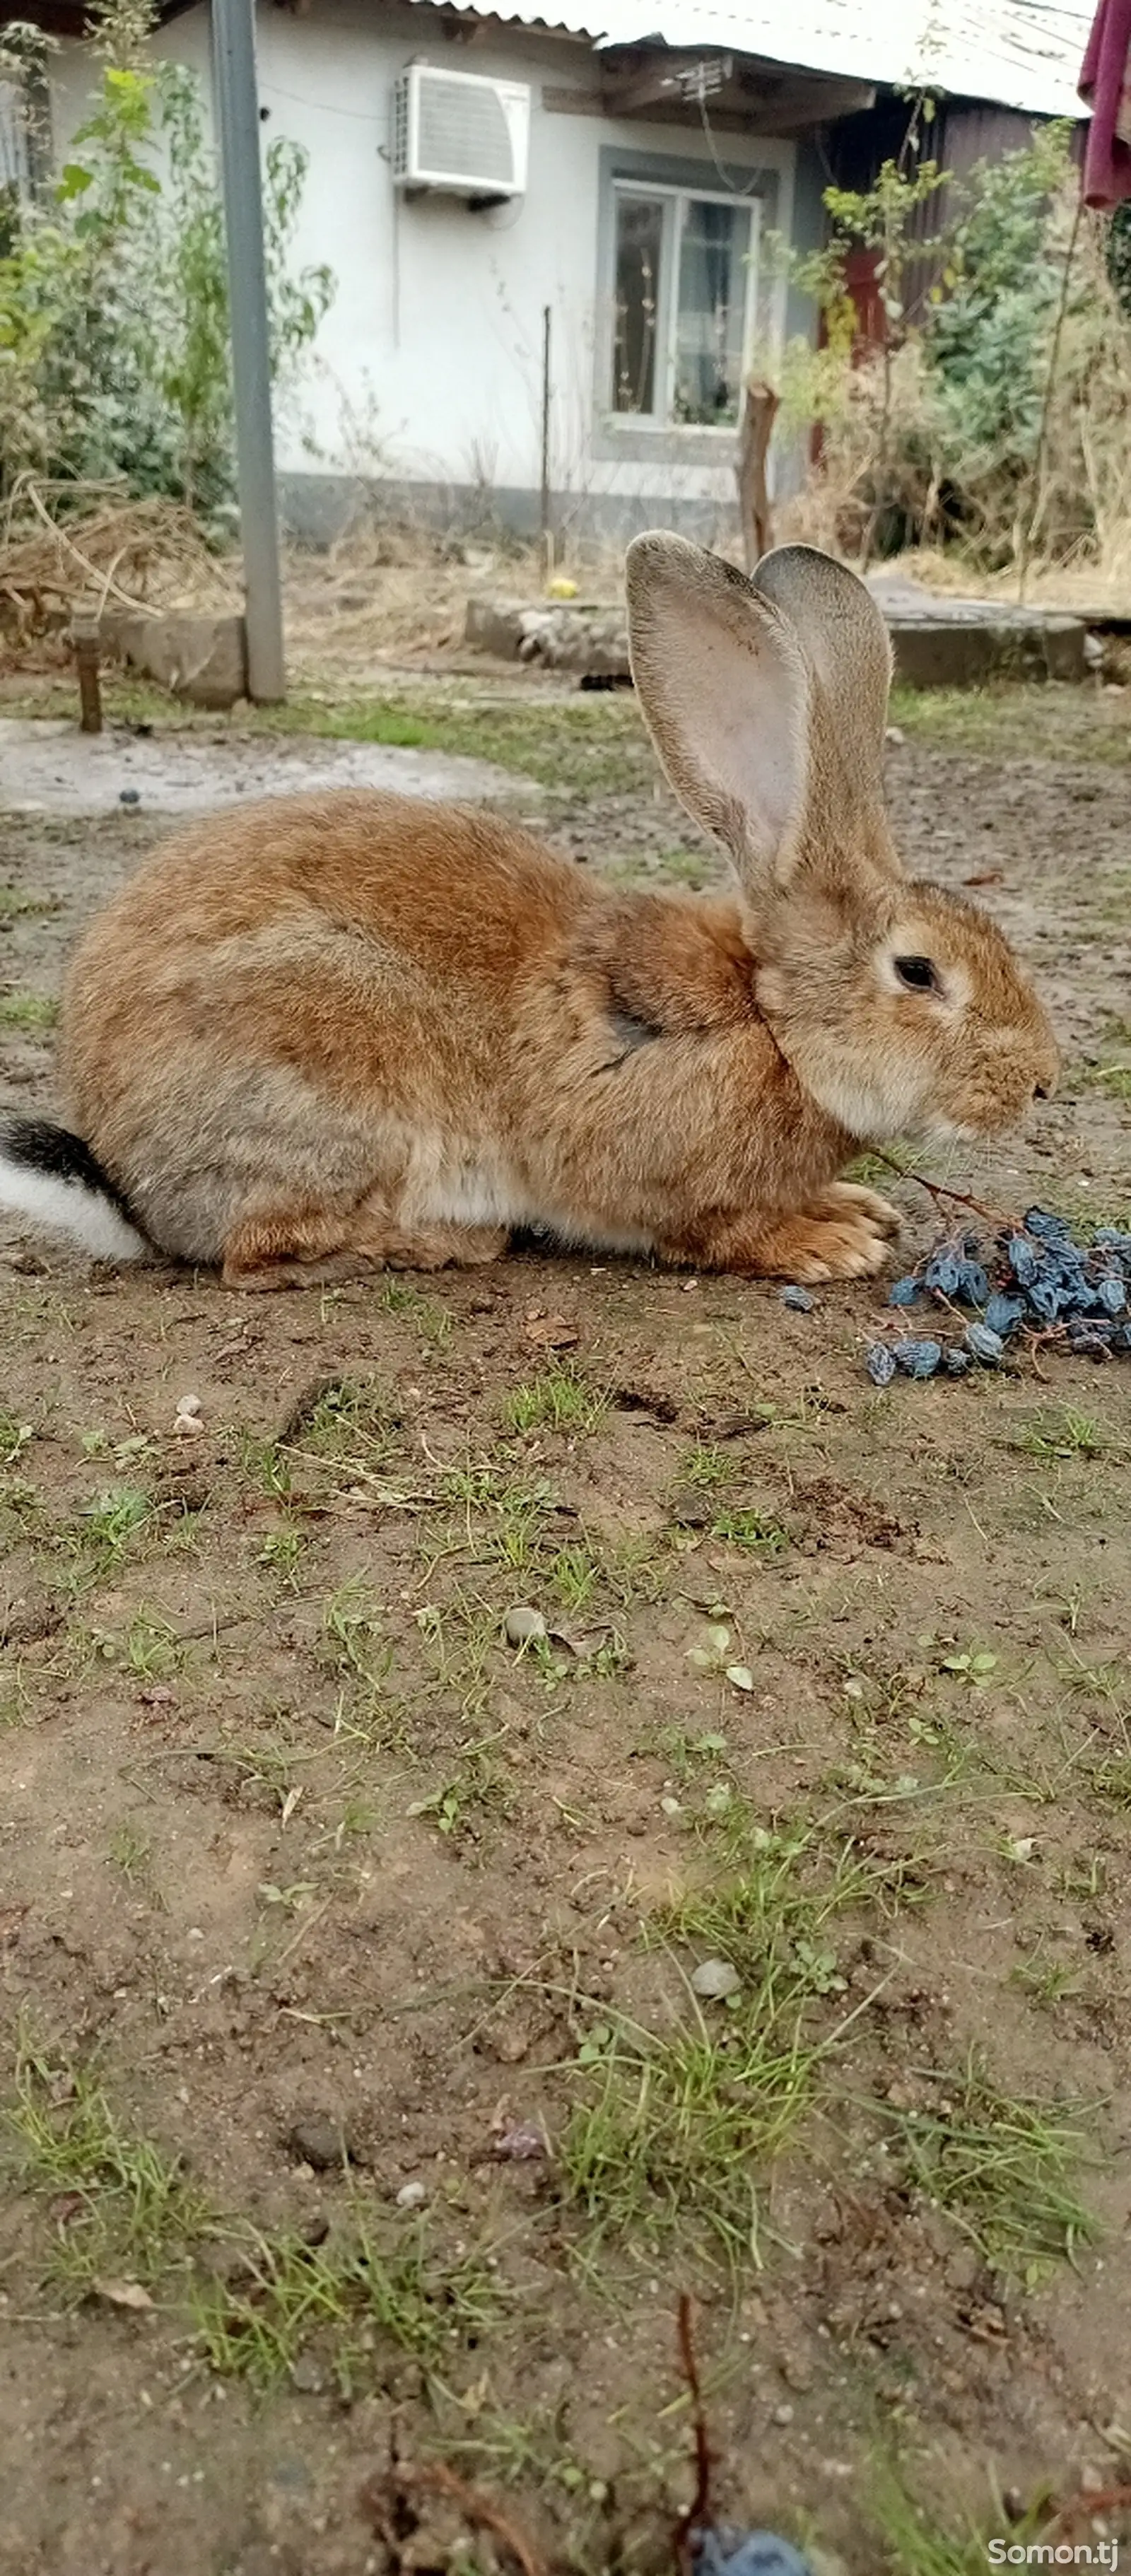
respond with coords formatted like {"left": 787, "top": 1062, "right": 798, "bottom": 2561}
{"left": 48, "top": 1, "right": 805, "bottom": 539}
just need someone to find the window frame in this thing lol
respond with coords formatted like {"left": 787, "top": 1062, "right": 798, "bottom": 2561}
{"left": 609, "top": 175, "right": 760, "bottom": 435}
{"left": 592, "top": 144, "right": 792, "bottom": 469}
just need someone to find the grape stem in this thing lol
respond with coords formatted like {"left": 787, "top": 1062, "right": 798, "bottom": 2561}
{"left": 870, "top": 1149, "right": 1013, "bottom": 1229}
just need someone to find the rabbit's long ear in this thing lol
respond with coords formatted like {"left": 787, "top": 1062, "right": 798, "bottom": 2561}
{"left": 626, "top": 532, "right": 811, "bottom": 894}
{"left": 752, "top": 542, "right": 891, "bottom": 824}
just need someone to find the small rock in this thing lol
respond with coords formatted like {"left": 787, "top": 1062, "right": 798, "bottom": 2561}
{"left": 175, "top": 1393, "right": 203, "bottom": 1418}
{"left": 771, "top": 2401, "right": 795, "bottom": 2426}
{"left": 119, "top": 787, "right": 142, "bottom": 807}
{"left": 780, "top": 1285, "right": 814, "bottom": 1312}
{"left": 691, "top": 1957, "right": 742, "bottom": 2001}
{"left": 90, "top": 2276, "right": 154, "bottom": 2311}
{"left": 885, "top": 724, "right": 906, "bottom": 747}
{"left": 286, "top": 2113, "right": 351, "bottom": 2172}
{"left": 290, "top": 2352, "right": 324, "bottom": 2394}
{"left": 396, "top": 2179, "right": 428, "bottom": 2209}
{"left": 492, "top": 2120, "right": 546, "bottom": 2162}
{"left": 504, "top": 1605, "right": 547, "bottom": 1647}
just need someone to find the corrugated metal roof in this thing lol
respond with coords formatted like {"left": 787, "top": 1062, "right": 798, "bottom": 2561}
{"left": 408, "top": 0, "right": 1091, "bottom": 119}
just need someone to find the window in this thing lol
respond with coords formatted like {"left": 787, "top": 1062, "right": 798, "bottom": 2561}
{"left": 610, "top": 182, "right": 756, "bottom": 429}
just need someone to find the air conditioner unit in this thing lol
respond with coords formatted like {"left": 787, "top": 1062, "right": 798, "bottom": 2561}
{"left": 392, "top": 64, "right": 530, "bottom": 199}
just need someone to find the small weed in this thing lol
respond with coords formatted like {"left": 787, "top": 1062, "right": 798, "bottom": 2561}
{"left": 123, "top": 1611, "right": 184, "bottom": 1680}
{"left": 868, "top": 2463, "right": 1048, "bottom": 2576}
{"left": 78, "top": 1482, "right": 153, "bottom": 1564}
{"left": 1014, "top": 1407, "right": 1108, "bottom": 1461}
{"left": 256, "top": 1522, "right": 307, "bottom": 1588}
{"left": 547, "top": 1542, "right": 601, "bottom": 1612}
{"left": 876, "top": 2052, "right": 1100, "bottom": 2284}
{"left": 0, "top": 1410, "right": 33, "bottom": 1466}
{"left": 0, "top": 886, "right": 60, "bottom": 921}
{"left": 653, "top": 1725, "right": 731, "bottom": 1780}
{"left": 379, "top": 1277, "right": 453, "bottom": 1346}
{"left": 193, "top": 2217, "right": 503, "bottom": 2391}
{"left": 1012, "top": 1943, "right": 1083, "bottom": 2008}
{"left": 0, "top": 990, "right": 59, "bottom": 1033}
{"left": 6, "top": 2039, "right": 210, "bottom": 2294}
{"left": 321, "top": 1581, "right": 390, "bottom": 1685}
{"left": 108, "top": 1822, "right": 151, "bottom": 1884}
{"left": 681, "top": 1443, "right": 734, "bottom": 1491}
{"left": 407, "top": 1738, "right": 513, "bottom": 1842}
{"left": 935, "top": 1646, "right": 999, "bottom": 1689}
{"left": 505, "top": 1364, "right": 607, "bottom": 1438}
{"left": 560, "top": 1828, "right": 884, "bottom": 2267}
{"left": 438, "top": 1465, "right": 557, "bottom": 1579}
{"left": 285, "top": 1376, "right": 400, "bottom": 1465}
{"left": 1082, "top": 1064, "right": 1131, "bottom": 1101}
{"left": 237, "top": 1432, "right": 293, "bottom": 1501}
{"left": 710, "top": 1504, "right": 789, "bottom": 1555}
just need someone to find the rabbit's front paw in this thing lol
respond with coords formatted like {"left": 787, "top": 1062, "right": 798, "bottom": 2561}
{"left": 822, "top": 1180, "right": 901, "bottom": 1239}
{"left": 764, "top": 1210, "right": 891, "bottom": 1282}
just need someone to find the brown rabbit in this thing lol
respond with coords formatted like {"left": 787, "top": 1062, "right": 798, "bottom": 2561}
{"left": 0, "top": 539, "right": 1057, "bottom": 1290}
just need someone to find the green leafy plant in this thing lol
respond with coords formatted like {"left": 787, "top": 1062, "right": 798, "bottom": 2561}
{"left": 0, "top": 0, "right": 334, "bottom": 517}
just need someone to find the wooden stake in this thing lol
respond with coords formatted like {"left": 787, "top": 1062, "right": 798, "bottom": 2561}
{"left": 735, "top": 377, "right": 779, "bottom": 571}
{"left": 73, "top": 615, "right": 102, "bottom": 735}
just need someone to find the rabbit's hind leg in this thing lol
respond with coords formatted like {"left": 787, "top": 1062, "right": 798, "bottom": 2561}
{"left": 221, "top": 1199, "right": 508, "bottom": 1290}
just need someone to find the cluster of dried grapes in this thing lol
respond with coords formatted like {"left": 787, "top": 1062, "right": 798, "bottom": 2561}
{"left": 864, "top": 1207, "right": 1131, "bottom": 1386}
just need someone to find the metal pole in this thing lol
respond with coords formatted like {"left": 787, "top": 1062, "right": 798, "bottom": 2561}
{"left": 211, "top": 0, "right": 286, "bottom": 702}
{"left": 539, "top": 303, "right": 552, "bottom": 580}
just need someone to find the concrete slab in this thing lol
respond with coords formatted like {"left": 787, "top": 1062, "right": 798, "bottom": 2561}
{"left": 467, "top": 573, "right": 1089, "bottom": 688}
{"left": 0, "top": 719, "right": 522, "bottom": 818}
{"left": 867, "top": 571, "right": 1088, "bottom": 685}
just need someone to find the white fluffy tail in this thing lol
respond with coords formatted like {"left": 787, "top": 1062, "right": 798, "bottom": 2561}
{"left": 0, "top": 1116, "right": 149, "bottom": 1261}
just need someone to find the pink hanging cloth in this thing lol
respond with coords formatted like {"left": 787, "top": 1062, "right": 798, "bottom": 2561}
{"left": 1079, "top": 0, "right": 1131, "bottom": 206}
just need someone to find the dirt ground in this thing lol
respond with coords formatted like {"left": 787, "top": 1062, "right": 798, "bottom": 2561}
{"left": 1, "top": 674, "right": 1131, "bottom": 2576}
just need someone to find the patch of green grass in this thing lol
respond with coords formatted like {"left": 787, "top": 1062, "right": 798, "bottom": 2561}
{"left": 193, "top": 2216, "right": 504, "bottom": 2391}
{"left": 876, "top": 2052, "right": 1100, "bottom": 2285}
{"left": 6, "top": 2039, "right": 502, "bottom": 2394}
{"left": 283, "top": 1374, "right": 400, "bottom": 1465}
{"left": 710, "top": 1504, "right": 789, "bottom": 1555}
{"left": 76, "top": 1482, "right": 153, "bottom": 1563}
{"left": 256, "top": 1521, "right": 307, "bottom": 1588}
{"left": 0, "top": 990, "right": 59, "bottom": 1033}
{"left": 406, "top": 1728, "right": 515, "bottom": 1842}
{"left": 437, "top": 1463, "right": 558, "bottom": 1579}
{"left": 869, "top": 2464, "right": 1041, "bottom": 2576}
{"left": 546, "top": 1541, "right": 601, "bottom": 1613}
{"left": 1012, "top": 1405, "right": 1109, "bottom": 1460}
{"left": 237, "top": 1431, "right": 293, "bottom": 1501}
{"left": 1079, "top": 1062, "right": 1131, "bottom": 1101}
{"left": 320, "top": 1579, "right": 392, "bottom": 1690}
{"left": 889, "top": 679, "right": 1130, "bottom": 765}
{"left": 107, "top": 1822, "right": 152, "bottom": 1884}
{"left": 90, "top": 1608, "right": 184, "bottom": 1681}
{"left": 504, "top": 1364, "right": 607, "bottom": 1437}
{"left": 558, "top": 1828, "right": 885, "bottom": 2268}
{"left": 379, "top": 1276, "right": 454, "bottom": 1345}
{"left": 681, "top": 1442, "right": 734, "bottom": 1490}
{"left": 0, "top": 1410, "right": 33, "bottom": 1467}
{"left": 6, "top": 2038, "right": 209, "bottom": 2295}
{"left": 0, "top": 886, "right": 61, "bottom": 921}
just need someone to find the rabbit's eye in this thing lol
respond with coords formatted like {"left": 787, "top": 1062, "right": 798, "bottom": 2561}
{"left": 893, "top": 954, "right": 939, "bottom": 993}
